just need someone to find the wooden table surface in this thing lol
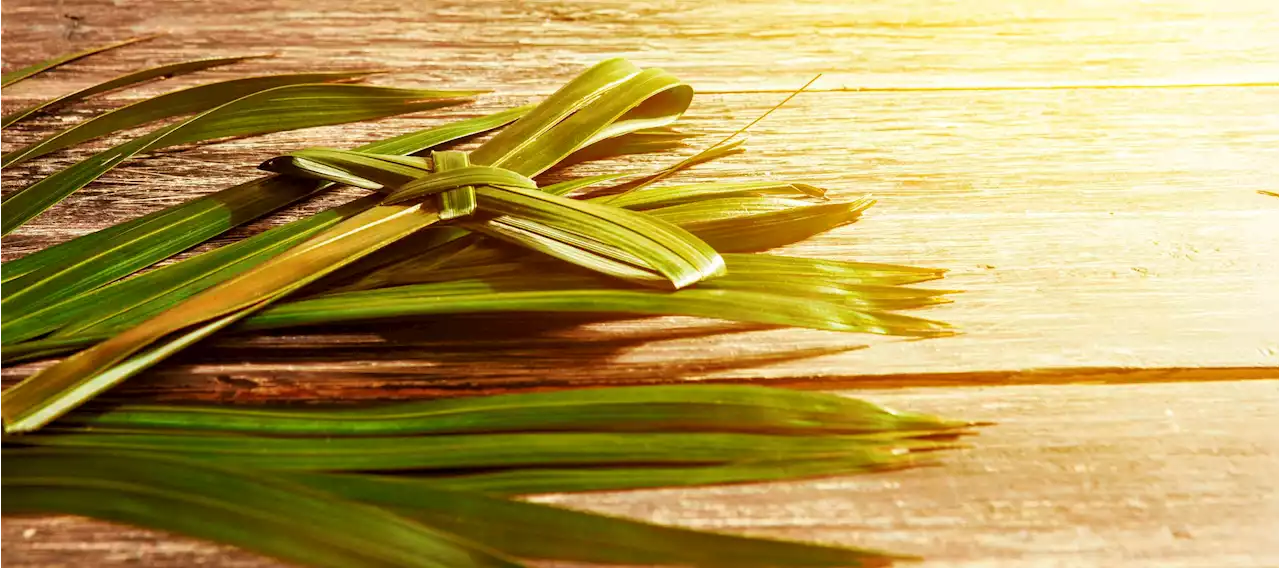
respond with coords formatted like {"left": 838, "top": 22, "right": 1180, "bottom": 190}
{"left": 2, "top": 0, "right": 1277, "bottom": 566}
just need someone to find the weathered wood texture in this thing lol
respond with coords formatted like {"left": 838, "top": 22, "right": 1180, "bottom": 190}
{"left": 3, "top": 381, "right": 1276, "bottom": 567}
{"left": 1, "top": 0, "right": 1277, "bottom": 566}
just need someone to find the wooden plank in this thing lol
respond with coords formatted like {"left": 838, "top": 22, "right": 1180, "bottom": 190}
{"left": 3, "top": 88, "right": 1276, "bottom": 387}
{"left": 1, "top": 0, "right": 1276, "bottom": 566}
{"left": 3, "top": 5, "right": 1276, "bottom": 386}
{"left": 3, "top": 380, "right": 1275, "bottom": 567}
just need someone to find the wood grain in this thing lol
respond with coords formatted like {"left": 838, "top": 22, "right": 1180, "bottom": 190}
{"left": 3, "top": 381, "right": 1275, "bottom": 567}
{"left": 1, "top": 0, "right": 1277, "bottom": 566}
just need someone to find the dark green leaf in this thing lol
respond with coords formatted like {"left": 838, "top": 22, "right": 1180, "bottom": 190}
{"left": 0, "top": 108, "right": 528, "bottom": 344}
{"left": 387, "top": 454, "right": 924, "bottom": 496}
{"left": 2, "top": 71, "right": 388, "bottom": 167}
{"left": 240, "top": 278, "right": 952, "bottom": 337}
{"left": 3, "top": 448, "right": 523, "bottom": 568}
{"left": 1, "top": 83, "right": 475, "bottom": 234}
{"left": 1, "top": 35, "right": 157, "bottom": 87}
{"left": 56, "top": 385, "right": 963, "bottom": 435}
{"left": 289, "top": 472, "right": 907, "bottom": 567}
{"left": 1, "top": 202, "right": 446, "bottom": 434}
{"left": 2, "top": 249, "right": 950, "bottom": 363}
{"left": 15, "top": 429, "right": 945, "bottom": 471}
{"left": 2, "top": 55, "right": 263, "bottom": 128}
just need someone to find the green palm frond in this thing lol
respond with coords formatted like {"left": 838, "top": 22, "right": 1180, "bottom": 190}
{"left": 4, "top": 448, "right": 523, "bottom": 568}
{"left": 0, "top": 35, "right": 157, "bottom": 87}
{"left": 3, "top": 71, "right": 393, "bottom": 166}
{"left": 0, "top": 107, "right": 529, "bottom": 343}
{"left": 55, "top": 384, "right": 964, "bottom": 435}
{"left": 1, "top": 59, "right": 721, "bottom": 433}
{"left": 1, "top": 51, "right": 975, "bottom": 568}
{"left": 282, "top": 471, "right": 911, "bottom": 567}
{"left": 2, "top": 55, "right": 264, "bottom": 128}
{"left": 1, "top": 82, "right": 477, "bottom": 234}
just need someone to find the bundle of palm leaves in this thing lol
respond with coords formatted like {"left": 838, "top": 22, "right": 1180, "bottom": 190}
{"left": 2, "top": 38, "right": 973, "bottom": 567}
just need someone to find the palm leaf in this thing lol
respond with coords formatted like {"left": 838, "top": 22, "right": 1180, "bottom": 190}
{"left": 326, "top": 180, "right": 882, "bottom": 295}
{"left": 2, "top": 195, "right": 378, "bottom": 345}
{"left": 599, "top": 138, "right": 750, "bottom": 198}
{"left": 433, "top": 150, "right": 480, "bottom": 219}
{"left": 469, "top": 185, "right": 726, "bottom": 288}
{"left": 11, "top": 172, "right": 619, "bottom": 346}
{"left": 0, "top": 107, "right": 527, "bottom": 344}
{"left": 2, "top": 55, "right": 263, "bottom": 128}
{"left": 0, "top": 56, "right": 971, "bottom": 568}
{"left": 329, "top": 193, "right": 936, "bottom": 294}
{"left": 1, "top": 203, "right": 445, "bottom": 434}
{"left": 2, "top": 70, "right": 388, "bottom": 167}
{"left": 542, "top": 172, "right": 631, "bottom": 195}
{"left": 2, "top": 286, "right": 950, "bottom": 365}
{"left": 1, "top": 58, "right": 662, "bottom": 289}
{"left": 0, "top": 59, "right": 707, "bottom": 433}
{"left": 1, "top": 243, "right": 951, "bottom": 363}
{"left": 255, "top": 143, "right": 859, "bottom": 286}
{"left": 370, "top": 453, "right": 925, "bottom": 496}
{"left": 261, "top": 148, "right": 435, "bottom": 190}
{"left": 3, "top": 448, "right": 523, "bottom": 568}
{"left": 266, "top": 148, "right": 725, "bottom": 288}
{"left": 383, "top": 164, "right": 537, "bottom": 203}
{"left": 556, "top": 127, "right": 693, "bottom": 168}
{"left": 369, "top": 260, "right": 953, "bottom": 310}
{"left": 311, "top": 172, "right": 627, "bottom": 294}
{"left": 240, "top": 280, "right": 951, "bottom": 337}
{"left": 14, "top": 429, "right": 946, "bottom": 471}
{"left": 726, "top": 253, "right": 946, "bottom": 285}
{"left": 347, "top": 251, "right": 946, "bottom": 295}
{"left": 1, "top": 82, "right": 476, "bottom": 234}
{"left": 466, "top": 58, "right": 652, "bottom": 173}
{"left": 2, "top": 174, "right": 328, "bottom": 299}
{"left": 22, "top": 386, "right": 969, "bottom": 565}
{"left": 5, "top": 447, "right": 919, "bottom": 567}
{"left": 258, "top": 126, "right": 738, "bottom": 296}
{"left": 601, "top": 180, "right": 826, "bottom": 209}
{"left": 54, "top": 384, "right": 964, "bottom": 435}
{"left": 651, "top": 196, "right": 873, "bottom": 251}
{"left": 287, "top": 472, "right": 908, "bottom": 567}
{"left": 600, "top": 73, "right": 822, "bottom": 201}
{"left": 264, "top": 74, "right": 722, "bottom": 289}
{"left": 0, "top": 35, "right": 157, "bottom": 87}
{"left": 1, "top": 240, "right": 950, "bottom": 362}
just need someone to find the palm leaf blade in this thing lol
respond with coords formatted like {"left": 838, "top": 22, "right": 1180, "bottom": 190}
{"left": 15, "top": 430, "right": 944, "bottom": 471}
{"left": 2, "top": 71, "right": 387, "bottom": 166}
{"left": 1, "top": 203, "right": 444, "bottom": 433}
{"left": 0, "top": 83, "right": 474, "bottom": 235}
{"left": 291, "top": 472, "right": 907, "bottom": 567}
{"left": 0, "top": 36, "right": 156, "bottom": 87}
{"left": 394, "top": 454, "right": 922, "bottom": 496}
{"left": 242, "top": 283, "right": 951, "bottom": 337}
{"left": 3, "top": 448, "right": 522, "bottom": 568}
{"left": 0, "top": 107, "right": 526, "bottom": 339}
{"left": 56, "top": 385, "right": 964, "bottom": 435}
{"left": 2, "top": 55, "right": 262, "bottom": 128}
